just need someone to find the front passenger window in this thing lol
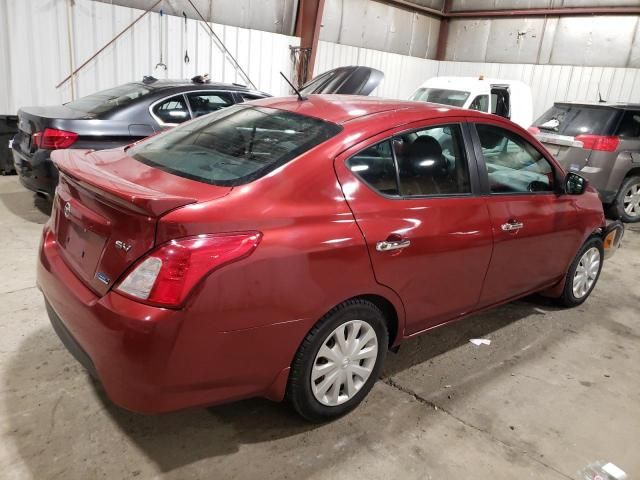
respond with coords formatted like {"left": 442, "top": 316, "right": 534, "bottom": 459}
{"left": 186, "top": 92, "right": 234, "bottom": 117}
{"left": 476, "top": 124, "right": 554, "bottom": 194}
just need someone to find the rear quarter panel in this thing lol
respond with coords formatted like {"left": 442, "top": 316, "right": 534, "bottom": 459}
{"left": 157, "top": 140, "right": 406, "bottom": 332}
{"left": 154, "top": 128, "right": 407, "bottom": 385}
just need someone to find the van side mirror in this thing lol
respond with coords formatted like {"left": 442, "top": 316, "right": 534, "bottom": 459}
{"left": 564, "top": 172, "right": 588, "bottom": 195}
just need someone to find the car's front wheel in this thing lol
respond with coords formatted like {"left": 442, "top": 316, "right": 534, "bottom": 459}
{"left": 287, "top": 299, "right": 388, "bottom": 422}
{"left": 558, "top": 237, "right": 604, "bottom": 307}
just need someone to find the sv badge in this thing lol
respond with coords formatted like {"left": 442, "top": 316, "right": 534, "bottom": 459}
{"left": 114, "top": 240, "right": 133, "bottom": 253}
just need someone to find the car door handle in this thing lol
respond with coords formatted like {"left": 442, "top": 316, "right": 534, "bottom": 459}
{"left": 376, "top": 239, "right": 411, "bottom": 252}
{"left": 501, "top": 220, "right": 524, "bottom": 232}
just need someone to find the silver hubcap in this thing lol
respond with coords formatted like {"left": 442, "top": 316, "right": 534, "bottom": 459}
{"left": 311, "top": 320, "right": 378, "bottom": 406}
{"left": 623, "top": 183, "right": 640, "bottom": 218}
{"left": 572, "top": 247, "right": 600, "bottom": 299}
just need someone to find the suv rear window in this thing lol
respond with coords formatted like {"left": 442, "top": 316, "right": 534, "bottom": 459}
{"left": 410, "top": 88, "right": 470, "bottom": 107}
{"left": 533, "top": 104, "right": 617, "bottom": 137}
{"left": 129, "top": 105, "right": 342, "bottom": 186}
{"left": 65, "top": 84, "right": 151, "bottom": 115}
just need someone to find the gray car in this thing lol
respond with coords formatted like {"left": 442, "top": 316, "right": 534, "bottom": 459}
{"left": 531, "top": 102, "right": 640, "bottom": 223}
{"left": 12, "top": 78, "right": 269, "bottom": 199}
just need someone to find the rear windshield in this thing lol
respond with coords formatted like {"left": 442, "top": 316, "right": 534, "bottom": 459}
{"left": 533, "top": 104, "right": 617, "bottom": 136}
{"left": 410, "top": 88, "right": 470, "bottom": 107}
{"left": 64, "top": 84, "right": 151, "bottom": 115}
{"left": 129, "top": 105, "right": 342, "bottom": 186}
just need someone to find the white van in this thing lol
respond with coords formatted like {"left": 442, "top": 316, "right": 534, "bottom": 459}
{"left": 410, "top": 76, "right": 533, "bottom": 129}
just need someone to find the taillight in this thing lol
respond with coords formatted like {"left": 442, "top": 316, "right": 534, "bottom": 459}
{"left": 32, "top": 128, "right": 78, "bottom": 149}
{"left": 115, "top": 232, "right": 262, "bottom": 308}
{"left": 575, "top": 134, "right": 619, "bottom": 152}
{"left": 527, "top": 126, "right": 540, "bottom": 135}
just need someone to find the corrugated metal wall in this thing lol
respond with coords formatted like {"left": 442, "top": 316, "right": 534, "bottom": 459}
{"left": 93, "top": 0, "right": 299, "bottom": 36}
{"left": 319, "top": 0, "right": 441, "bottom": 58}
{"left": 0, "top": 0, "right": 299, "bottom": 114}
{"left": 315, "top": 41, "right": 640, "bottom": 118}
{"left": 450, "top": 0, "right": 640, "bottom": 11}
{"left": 446, "top": 0, "right": 640, "bottom": 66}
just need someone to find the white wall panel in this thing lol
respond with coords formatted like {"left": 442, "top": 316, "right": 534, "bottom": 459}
{"left": 0, "top": 0, "right": 299, "bottom": 114}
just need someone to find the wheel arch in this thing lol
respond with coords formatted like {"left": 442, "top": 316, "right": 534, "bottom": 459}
{"left": 623, "top": 167, "right": 640, "bottom": 181}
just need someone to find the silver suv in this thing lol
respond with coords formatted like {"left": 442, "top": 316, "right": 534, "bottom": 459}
{"left": 530, "top": 102, "right": 640, "bottom": 223}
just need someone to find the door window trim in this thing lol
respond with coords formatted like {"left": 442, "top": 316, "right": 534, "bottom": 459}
{"left": 343, "top": 121, "right": 482, "bottom": 200}
{"left": 468, "top": 120, "right": 563, "bottom": 196}
{"left": 149, "top": 89, "right": 246, "bottom": 127}
{"left": 149, "top": 93, "right": 191, "bottom": 127}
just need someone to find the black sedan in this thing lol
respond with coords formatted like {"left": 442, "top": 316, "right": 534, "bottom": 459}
{"left": 12, "top": 78, "right": 269, "bottom": 199}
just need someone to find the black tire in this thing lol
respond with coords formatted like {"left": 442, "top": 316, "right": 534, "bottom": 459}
{"left": 558, "top": 237, "right": 604, "bottom": 308}
{"left": 286, "top": 299, "right": 388, "bottom": 422}
{"left": 610, "top": 176, "right": 640, "bottom": 223}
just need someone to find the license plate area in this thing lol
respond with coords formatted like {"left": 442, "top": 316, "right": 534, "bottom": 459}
{"left": 57, "top": 219, "right": 106, "bottom": 275}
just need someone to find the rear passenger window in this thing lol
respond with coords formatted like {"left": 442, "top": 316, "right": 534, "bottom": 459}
{"left": 186, "top": 92, "right": 234, "bottom": 117}
{"left": 346, "top": 141, "right": 399, "bottom": 196}
{"left": 476, "top": 124, "right": 554, "bottom": 194}
{"left": 152, "top": 95, "right": 190, "bottom": 125}
{"left": 616, "top": 111, "right": 640, "bottom": 138}
{"left": 394, "top": 125, "right": 470, "bottom": 196}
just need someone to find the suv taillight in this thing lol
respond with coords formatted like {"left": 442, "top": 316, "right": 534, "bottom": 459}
{"left": 115, "top": 232, "right": 262, "bottom": 308}
{"left": 575, "top": 134, "right": 619, "bottom": 152}
{"left": 32, "top": 128, "right": 78, "bottom": 149}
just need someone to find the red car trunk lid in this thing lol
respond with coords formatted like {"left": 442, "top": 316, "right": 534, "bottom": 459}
{"left": 50, "top": 148, "right": 232, "bottom": 295}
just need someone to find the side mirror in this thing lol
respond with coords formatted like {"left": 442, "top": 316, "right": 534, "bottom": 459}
{"left": 564, "top": 172, "right": 588, "bottom": 195}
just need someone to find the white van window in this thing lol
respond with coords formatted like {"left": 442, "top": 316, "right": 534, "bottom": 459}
{"left": 411, "top": 88, "right": 471, "bottom": 107}
{"left": 470, "top": 95, "right": 489, "bottom": 112}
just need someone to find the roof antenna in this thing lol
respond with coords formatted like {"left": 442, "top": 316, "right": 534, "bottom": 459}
{"left": 280, "top": 72, "right": 307, "bottom": 101}
{"left": 598, "top": 82, "right": 606, "bottom": 103}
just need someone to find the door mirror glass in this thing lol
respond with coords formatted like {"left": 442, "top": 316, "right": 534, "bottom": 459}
{"left": 565, "top": 172, "right": 587, "bottom": 195}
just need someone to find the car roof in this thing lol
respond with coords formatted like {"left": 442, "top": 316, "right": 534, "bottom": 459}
{"left": 420, "top": 76, "right": 530, "bottom": 90}
{"left": 554, "top": 101, "right": 640, "bottom": 110}
{"left": 251, "top": 94, "right": 488, "bottom": 124}
{"left": 131, "top": 79, "right": 268, "bottom": 96}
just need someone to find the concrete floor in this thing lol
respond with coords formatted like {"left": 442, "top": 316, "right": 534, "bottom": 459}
{"left": 0, "top": 175, "right": 638, "bottom": 480}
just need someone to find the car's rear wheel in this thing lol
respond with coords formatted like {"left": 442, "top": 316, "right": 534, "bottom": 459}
{"left": 612, "top": 176, "right": 640, "bottom": 223}
{"left": 558, "top": 237, "right": 603, "bottom": 307}
{"left": 287, "top": 299, "right": 388, "bottom": 422}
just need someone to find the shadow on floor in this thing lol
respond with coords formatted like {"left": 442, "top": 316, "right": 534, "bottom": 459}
{"left": 0, "top": 183, "right": 51, "bottom": 223}
{"left": 3, "top": 295, "right": 570, "bottom": 477}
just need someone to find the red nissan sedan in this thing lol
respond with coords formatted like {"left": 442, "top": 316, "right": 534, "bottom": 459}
{"left": 38, "top": 95, "right": 623, "bottom": 421}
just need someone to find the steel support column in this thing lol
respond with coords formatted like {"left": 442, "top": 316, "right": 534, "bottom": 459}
{"left": 295, "top": 0, "right": 326, "bottom": 84}
{"left": 435, "top": 0, "right": 451, "bottom": 61}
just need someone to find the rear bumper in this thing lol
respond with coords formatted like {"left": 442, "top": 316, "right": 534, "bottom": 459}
{"left": 37, "top": 226, "right": 300, "bottom": 413}
{"left": 12, "top": 147, "right": 57, "bottom": 197}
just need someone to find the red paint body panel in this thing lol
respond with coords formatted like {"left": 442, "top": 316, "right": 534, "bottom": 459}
{"left": 37, "top": 96, "right": 608, "bottom": 413}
